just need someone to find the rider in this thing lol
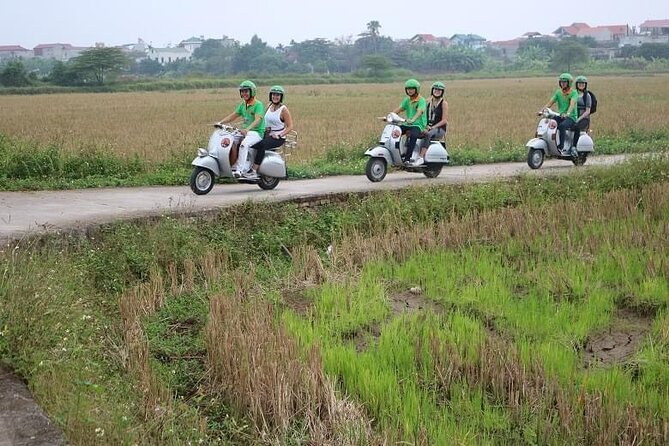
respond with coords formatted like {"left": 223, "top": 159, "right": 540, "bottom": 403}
{"left": 219, "top": 80, "right": 265, "bottom": 176}
{"left": 244, "top": 85, "right": 294, "bottom": 180}
{"left": 392, "top": 79, "right": 427, "bottom": 164}
{"left": 415, "top": 81, "right": 449, "bottom": 166}
{"left": 539, "top": 73, "right": 578, "bottom": 155}
{"left": 572, "top": 75, "right": 592, "bottom": 149}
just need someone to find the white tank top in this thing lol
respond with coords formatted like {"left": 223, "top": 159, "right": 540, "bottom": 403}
{"left": 264, "top": 104, "right": 285, "bottom": 137}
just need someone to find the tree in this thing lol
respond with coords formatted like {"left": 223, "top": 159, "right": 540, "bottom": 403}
{"left": 73, "top": 47, "right": 129, "bottom": 85}
{"left": 0, "top": 61, "right": 32, "bottom": 87}
{"left": 359, "top": 54, "right": 392, "bottom": 77}
{"left": 48, "top": 61, "right": 84, "bottom": 86}
{"left": 551, "top": 39, "right": 589, "bottom": 72}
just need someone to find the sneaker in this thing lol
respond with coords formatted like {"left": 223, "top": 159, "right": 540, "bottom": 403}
{"left": 231, "top": 169, "right": 241, "bottom": 178}
{"left": 412, "top": 157, "right": 424, "bottom": 166}
{"left": 242, "top": 169, "right": 258, "bottom": 180}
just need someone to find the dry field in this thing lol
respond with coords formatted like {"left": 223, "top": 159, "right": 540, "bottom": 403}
{"left": 1, "top": 74, "right": 668, "bottom": 164}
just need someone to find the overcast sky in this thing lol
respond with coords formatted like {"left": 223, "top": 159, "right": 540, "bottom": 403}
{"left": 2, "top": 0, "right": 667, "bottom": 48}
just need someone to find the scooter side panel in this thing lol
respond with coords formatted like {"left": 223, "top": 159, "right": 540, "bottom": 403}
{"left": 576, "top": 134, "right": 594, "bottom": 152}
{"left": 258, "top": 154, "right": 287, "bottom": 178}
{"left": 424, "top": 142, "right": 449, "bottom": 163}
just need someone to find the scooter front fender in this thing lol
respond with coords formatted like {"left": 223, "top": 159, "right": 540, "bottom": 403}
{"left": 526, "top": 138, "right": 548, "bottom": 152}
{"left": 191, "top": 155, "right": 221, "bottom": 177}
{"left": 364, "top": 146, "right": 393, "bottom": 166}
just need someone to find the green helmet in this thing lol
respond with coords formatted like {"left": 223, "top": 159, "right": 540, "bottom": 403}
{"left": 239, "top": 80, "right": 257, "bottom": 98}
{"left": 269, "top": 85, "right": 285, "bottom": 102}
{"left": 404, "top": 78, "right": 420, "bottom": 95}
{"left": 558, "top": 73, "right": 573, "bottom": 88}
{"left": 431, "top": 81, "right": 445, "bottom": 96}
{"left": 575, "top": 75, "right": 588, "bottom": 88}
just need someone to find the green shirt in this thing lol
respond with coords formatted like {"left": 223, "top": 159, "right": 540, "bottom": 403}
{"left": 399, "top": 96, "right": 427, "bottom": 131}
{"left": 234, "top": 99, "right": 265, "bottom": 134}
{"left": 551, "top": 88, "right": 578, "bottom": 120}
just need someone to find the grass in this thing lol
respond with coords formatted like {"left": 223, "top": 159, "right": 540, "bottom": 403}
{"left": 0, "top": 75, "right": 669, "bottom": 190}
{"left": 0, "top": 157, "right": 667, "bottom": 443}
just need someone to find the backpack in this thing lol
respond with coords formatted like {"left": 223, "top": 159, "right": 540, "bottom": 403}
{"left": 587, "top": 90, "right": 597, "bottom": 114}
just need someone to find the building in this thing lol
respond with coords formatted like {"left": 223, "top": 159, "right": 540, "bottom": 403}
{"left": 408, "top": 34, "right": 450, "bottom": 46}
{"left": 33, "top": 43, "right": 89, "bottom": 61}
{"left": 0, "top": 45, "right": 32, "bottom": 61}
{"left": 146, "top": 46, "right": 191, "bottom": 64}
{"left": 639, "top": 19, "right": 669, "bottom": 36}
{"left": 449, "top": 34, "right": 487, "bottom": 49}
{"left": 179, "top": 36, "right": 204, "bottom": 52}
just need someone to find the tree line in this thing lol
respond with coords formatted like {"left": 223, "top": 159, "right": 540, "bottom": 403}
{"left": 2, "top": 23, "right": 669, "bottom": 88}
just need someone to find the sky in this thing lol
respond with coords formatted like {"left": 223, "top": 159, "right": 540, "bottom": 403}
{"left": 1, "top": 0, "right": 667, "bottom": 49}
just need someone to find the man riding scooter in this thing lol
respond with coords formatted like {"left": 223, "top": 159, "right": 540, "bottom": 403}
{"left": 392, "top": 79, "right": 427, "bottom": 165}
{"left": 538, "top": 73, "right": 578, "bottom": 156}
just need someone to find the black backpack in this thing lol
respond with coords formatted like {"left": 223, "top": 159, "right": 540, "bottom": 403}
{"left": 587, "top": 90, "right": 597, "bottom": 114}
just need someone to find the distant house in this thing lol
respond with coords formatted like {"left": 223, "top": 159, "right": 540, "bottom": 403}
{"left": 553, "top": 22, "right": 630, "bottom": 43}
{"left": 449, "top": 34, "right": 486, "bottom": 49}
{"left": 490, "top": 39, "right": 522, "bottom": 59}
{"left": 579, "top": 24, "right": 631, "bottom": 42}
{"left": 179, "top": 36, "right": 204, "bottom": 52}
{"left": 409, "top": 34, "right": 450, "bottom": 46}
{"left": 0, "top": 45, "right": 32, "bottom": 61}
{"left": 33, "top": 43, "right": 89, "bottom": 61}
{"left": 639, "top": 19, "right": 669, "bottom": 36}
{"left": 553, "top": 22, "right": 591, "bottom": 38}
{"left": 146, "top": 46, "right": 191, "bottom": 65}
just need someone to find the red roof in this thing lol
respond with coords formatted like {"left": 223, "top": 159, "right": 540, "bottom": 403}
{"left": 0, "top": 45, "right": 29, "bottom": 52}
{"left": 640, "top": 19, "right": 669, "bottom": 28}
{"left": 33, "top": 43, "right": 74, "bottom": 50}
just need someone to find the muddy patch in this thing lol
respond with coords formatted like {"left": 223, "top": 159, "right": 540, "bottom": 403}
{"left": 584, "top": 309, "right": 653, "bottom": 367}
{"left": 390, "top": 289, "right": 444, "bottom": 316}
{"left": 347, "top": 288, "right": 445, "bottom": 353}
{"left": 282, "top": 287, "right": 315, "bottom": 316}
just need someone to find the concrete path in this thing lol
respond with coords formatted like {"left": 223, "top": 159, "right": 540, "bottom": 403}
{"left": 0, "top": 155, "right": 631, "bottom": 244}
{"left": 0, "top": 367, "right": 64, "bottom": 446}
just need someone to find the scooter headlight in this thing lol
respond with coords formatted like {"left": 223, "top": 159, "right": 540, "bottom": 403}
{"left": 391, "top": 129, "right": 401, "bottom": 138}
{"left": 221, "top": 137, "right": 231, "bottom": 147}
{"left": 548, "top": 120, "right": 557, "bottom": 129}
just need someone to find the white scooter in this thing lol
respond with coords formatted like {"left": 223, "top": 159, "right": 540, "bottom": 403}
{"left": 190, "top": 124, "right": 290, "bottom": 195}
{"left": 364, "top": 113, "right": 449, "bottom": 182}
{"left": 526, "top": 108, "right": 594, "bottom": 169}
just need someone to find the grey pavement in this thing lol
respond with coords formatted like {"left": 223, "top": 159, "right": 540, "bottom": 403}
{"left": 0, "top": 155, "right": 631, "bottom": 245}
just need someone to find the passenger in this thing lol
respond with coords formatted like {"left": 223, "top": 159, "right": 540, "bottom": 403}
{"left": 415, "top": 81, "right": 449, "bottom": 166}
{"left": 392, "top": 79, "right": 427, "bottom": 164}
{"left": 539, "top": 73, "right": 578, "bottom": 154}
{"left": 218, "top": 80, "right": 265, "bottom": 177}
{"left": 572, "top": 75, "right": 592, "bottom": 150}
{"left": 243, "top": 85, "right": 294, "bottom": 180}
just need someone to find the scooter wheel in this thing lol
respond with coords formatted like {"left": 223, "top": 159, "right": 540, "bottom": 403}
{"left": 258, "top": 175, "right": 280, "bottom": 190}
{"left": 365, "top": 157, "right": 387, "bottom": 182}
{"left": 527, "top": 149, "right": 544, "bottom": 170}
{"left": 190, "top": 167, "right": 215, "bottom": 195}
{"left": 422, "top": 164, "right": 442, "bottom": 178}
{"left": 572, "top": 153, "right": 588, "bottom": 166}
